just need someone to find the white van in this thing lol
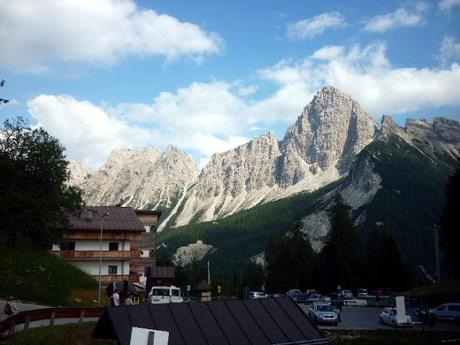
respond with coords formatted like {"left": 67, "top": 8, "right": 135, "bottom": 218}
{"left": 149, "top": 285, "right": 183, "bottom": 304}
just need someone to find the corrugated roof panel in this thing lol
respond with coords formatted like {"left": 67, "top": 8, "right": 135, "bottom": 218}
{"left": 274, "top": 297, "right": 324, "bottom": 340}
{"left": 148, "top": 304, "right": 186, "bottom": 345}
{"left": 107, "top": 306, "right": 132, "bottom": 345}
{"left": 225, "top": 300, "right": 270, "bottom": 345}
{"left": 259, "top": 298, "right": 305, "bottom": 342}
{"left": 188, "top": 303, "right": 230, "bottom": 345}
{"left": 243, "top": 299, "right": 288, "bottom": 344}
{"left": 126, "top": 304, "right": 155, "bottom": 330}
{"left": 168, "top": 304, "right": 208, "bottom": 345}
{"left": 208, "top": 301, "right": 251, "bottom": 345}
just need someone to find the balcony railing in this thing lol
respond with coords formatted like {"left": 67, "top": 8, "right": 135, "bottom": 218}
{"left": 52, "top": 250, "right": 130, "bottom": 260}
{"left": 94, "top": 274, "right": 140, "bottom": 284}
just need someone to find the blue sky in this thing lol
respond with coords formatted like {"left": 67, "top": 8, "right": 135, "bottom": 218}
{"left": 1, "top": 0, "right": 459, "bottom": 167}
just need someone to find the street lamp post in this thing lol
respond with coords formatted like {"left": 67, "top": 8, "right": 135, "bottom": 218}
{"left": 98, "top": 212, "right": 110, "bottom": 306}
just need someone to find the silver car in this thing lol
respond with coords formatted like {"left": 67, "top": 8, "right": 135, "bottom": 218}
{"left": 430, "top": 303, "right": 460, "bottom": 322}
{"left": 308, "top": 302, "right": 339, "bottom": 326}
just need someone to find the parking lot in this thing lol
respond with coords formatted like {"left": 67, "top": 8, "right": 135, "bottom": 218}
{"left": 299, "top": 304, "right": 460, "bottom": 332}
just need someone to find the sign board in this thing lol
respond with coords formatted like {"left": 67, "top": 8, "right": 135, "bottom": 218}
{"left": 130, "top": 327, "right": 169, "bottom": 345}
{"left": 395, "top": 296, "right": 406, "bottom": 325}
{"left": 186, "top": 285, "right": 191, "bottom": 292}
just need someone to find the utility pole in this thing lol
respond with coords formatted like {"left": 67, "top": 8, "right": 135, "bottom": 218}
{"left": 98, "top": 212, "right": 110, "bottom": 306}
{"left": 207, "top": 260, "right": 211, "bottom": 286}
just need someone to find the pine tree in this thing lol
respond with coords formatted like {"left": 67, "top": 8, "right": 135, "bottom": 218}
{"left": 439, "top": 165, "right": 460, "bottom": 280}
{"left": 319, "top": 193, "right": 365, "bottom": 291}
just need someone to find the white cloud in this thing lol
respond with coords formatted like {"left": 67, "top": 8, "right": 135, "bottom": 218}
{"left": 438, "top": 36, "right": 460, "bottom": 66}
{"left": 26, "top": 42, "right": 460, "bottom": 167}
{"left": 439, "top": 0, "right": 460, "bottom": 11}
{"left": 260, "top": 42, "right": 460, "bottom": 115}
{"left": 287, "top": 12, "right": 346, "bottom": 40}
{"left": 0, "top": 0, "right": 222, "bottom": 73}
{"left": 27, "top": 95, "right": 153, "bottom": 167}
{"left": 364, "top": 4, "right": 426, "bottom": 33}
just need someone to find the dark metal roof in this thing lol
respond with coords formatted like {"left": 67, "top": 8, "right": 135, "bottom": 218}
{"left": 66, "top": 206, "right": 145, "bottom": 232}
{"left": 93, "top": 297, "right": 331, "bottom": 345}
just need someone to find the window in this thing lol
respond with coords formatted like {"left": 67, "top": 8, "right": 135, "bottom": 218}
{"left": 109, "top": 242, "right": 119, "bottom": 251}
{"left": 108, "top": 265, "right": 118, "bottom": 274}
{"left": 448, "top": 305, "right": 460, "bottom": 312}
{"left": 61, "top": 241, "right": 75, "bottom": 250}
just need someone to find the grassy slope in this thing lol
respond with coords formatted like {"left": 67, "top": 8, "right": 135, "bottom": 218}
{"left": 158, "top": 181, "right": 340, "bottom": 279}
{"left": 355, "top": 136, "right": 453, "bottom": 273}
{"left": 0, "top": 238, "right": 98, "bottom": 306}
{"left": 7, "top": 322, "right": 115, "bottom": 345}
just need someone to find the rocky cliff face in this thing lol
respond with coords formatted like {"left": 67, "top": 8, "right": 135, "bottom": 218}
{"left": 69, "top": 85, "right": 459, "bottom": 234}
{"left": 72, "top": 146, "right": 199, "bottom": 214}
{"left": 167, "top": 86, "right": 377, "bottom": 227}
{"left": 68, "top": 161, "right": 93, "bottom": 186}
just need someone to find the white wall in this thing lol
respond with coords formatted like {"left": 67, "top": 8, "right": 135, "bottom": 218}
{"left": 72, "top": 261, "right": 130, "bottom": 276}
{"left": 144, "top": 225, "right": 151, "bottom": 233}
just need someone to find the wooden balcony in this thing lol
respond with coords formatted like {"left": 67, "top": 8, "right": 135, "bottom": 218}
{"left": 95, "top": 274, "right": 140, "bottom": 284}
{"left": 53, "top": 250, "right": 131, "bottom": 260}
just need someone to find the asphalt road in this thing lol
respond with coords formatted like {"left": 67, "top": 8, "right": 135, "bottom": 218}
{"left": 299, "top": 304, "right": 460, "bottom": 332}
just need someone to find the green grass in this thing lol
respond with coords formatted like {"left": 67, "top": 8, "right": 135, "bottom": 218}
{"left": 0, "top": 237, "right": 98, "bottom": 306}
{"left": 7, "top": 322, "right": 115, "bottom": 345}
{"left": 325, "top": 330, "right": 460, "bottom": 345}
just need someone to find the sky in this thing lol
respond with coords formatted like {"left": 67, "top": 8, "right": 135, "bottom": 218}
{"left": 1, "top": 0, "right": 460, "bottom": 168}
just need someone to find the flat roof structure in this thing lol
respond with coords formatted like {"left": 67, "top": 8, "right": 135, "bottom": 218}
{"left": 93, "top": 297, "right": 331, "bottom": 345}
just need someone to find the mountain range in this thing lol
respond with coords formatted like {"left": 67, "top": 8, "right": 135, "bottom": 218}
{"left": 69, "top": 86, "right": 460, "bottom": 277}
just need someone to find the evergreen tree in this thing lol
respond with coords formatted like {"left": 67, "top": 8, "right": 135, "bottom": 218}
{"left": 242, "top": 261, "right": 265, "bottom": 291}
{"left": 366, "top": 226, "right": 414, "bottom": 291}
{"left": 265, "top": 221, "right": 314, "bottom": 292}
{"left": 0, "top": 117, "right": 83, "bottom": 247}
{"left": 319, "top": 193, "right": 365, "bottom": 291}
{"left": 439, "top": 165, "right": 460, "bottom": 279}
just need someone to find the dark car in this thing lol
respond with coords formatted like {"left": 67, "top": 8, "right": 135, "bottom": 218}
{"left": 287, "top": 289, "right": 308, "bottom": 303}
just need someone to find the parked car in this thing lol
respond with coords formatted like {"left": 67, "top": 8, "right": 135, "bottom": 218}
{"left": 306, "top": 293, "right": 323, "bottom": 304}
{"left": 149, "top": 285, "right": 183, "bottom": 304}
{"left": 369, "top": 290, "right": 385, "bottom": 298}
{"left": 429, "top": 303, "right": 460, "bottom": 322}
{"left": 305, "top": 289, "right": 318, "bottom": 297}
{"left": 249, "top": 291, "right": 267, "bottom": 299}
{"left": 341, "top": 289, "right": 354, "bottom": 299}
{"left": 308, "top": 302, "right": 339, "bottom": 326}
{"left": 287, "top": 289, "right": 308, "bottom": 303}
{"left": 272, "top": 293, "right": 286, "bottom": 298}
{"left": 357, "top": 288, "right": 368, "bottom": 299}
{"left": 380, "top": 307, "right": 412, "bottom": 327}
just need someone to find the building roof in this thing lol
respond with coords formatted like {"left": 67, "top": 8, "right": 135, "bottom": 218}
{"left": 93, "top": 297, "right": 330, "bottom": 345}
{"left": 67, "top": 206, "right": 145, "bottom": 232}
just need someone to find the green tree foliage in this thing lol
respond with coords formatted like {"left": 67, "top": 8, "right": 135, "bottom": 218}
{"left": 366, "top": 226, "right": 415, "bottom": 291}
{"left": 265, "top": 221, "right": 314, "bottom": 292}
{"left": 0, "top": 117, "right": 83, "bottom": 248}
{"left": 242, "top": 261, "right": 265, "bottom": 291}
{"left": 439, "top": 165, "right": 460, "bottom": 279}
{"left": 318, "top": 194, "right": 365, "bottom": 291}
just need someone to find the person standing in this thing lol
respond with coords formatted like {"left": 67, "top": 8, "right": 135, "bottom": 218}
{"left": 111, "top": 289, "right": 120, "bottom": 306}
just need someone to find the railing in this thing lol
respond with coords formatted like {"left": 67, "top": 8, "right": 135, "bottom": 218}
{"left": 0, "top": 307, "right": 104, "bottom": 337}
{"left": 53, "top": 250, "right": 131, "bottom": 260}
{"left": 95, "top": 274, "right": 140, "bottom": 284}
